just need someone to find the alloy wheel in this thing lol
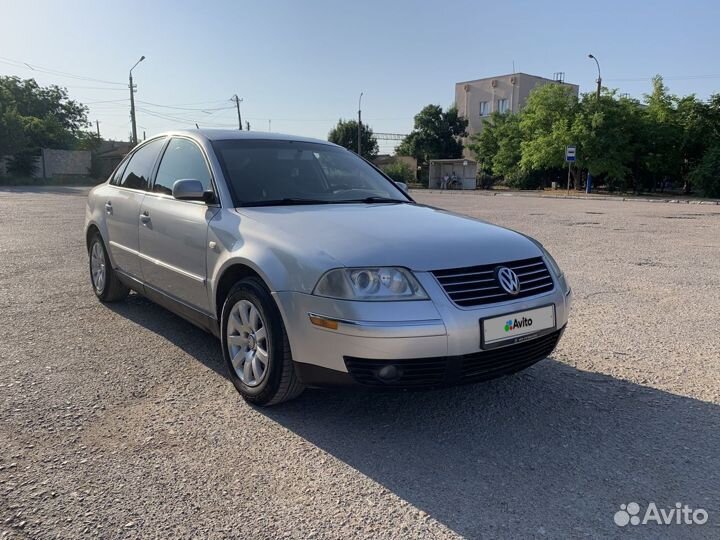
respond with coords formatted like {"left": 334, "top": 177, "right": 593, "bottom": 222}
{"left": 226, "top": 299, "right": 269, "bottom": 387}
{"left": 90, "top": 241, "right": 106, "bottom": 293}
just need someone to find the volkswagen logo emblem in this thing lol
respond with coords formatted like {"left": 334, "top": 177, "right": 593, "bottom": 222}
{"left": 496, "top": 267, "right": 520, "bottom": 295}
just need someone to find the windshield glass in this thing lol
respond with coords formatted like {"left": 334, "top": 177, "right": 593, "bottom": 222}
{"left": 212, "top": 139, "right": 410, "bottom": 206}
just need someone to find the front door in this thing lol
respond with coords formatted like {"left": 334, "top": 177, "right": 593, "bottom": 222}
{"left": 138, "top": 137, "right": 218, "bottom": 313}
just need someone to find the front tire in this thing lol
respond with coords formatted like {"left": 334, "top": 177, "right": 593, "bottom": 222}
{"left": 221, "top": 277, "right": 304, "bottom": 406}
{"left": 88, "top": 233, "right": 129, "bottom": 302}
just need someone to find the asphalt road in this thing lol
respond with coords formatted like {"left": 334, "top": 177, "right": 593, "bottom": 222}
{"left": 1, "top": 187, "right": 719, "bottom": 539}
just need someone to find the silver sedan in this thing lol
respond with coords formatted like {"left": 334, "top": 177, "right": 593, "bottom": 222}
{"left": 85, "top": 130, "right": 572, "bottom": 405}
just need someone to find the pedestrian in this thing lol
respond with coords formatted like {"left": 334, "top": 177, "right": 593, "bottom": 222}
{"left": 441, "top": 173, "right": 449, "bottom": 190}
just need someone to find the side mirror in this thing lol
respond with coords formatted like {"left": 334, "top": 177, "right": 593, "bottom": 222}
{"left": 395, "top": 181, "right": 408, "bottom": 193}
{"left": 172, "top": 179, "right": 206, "bottom": 201}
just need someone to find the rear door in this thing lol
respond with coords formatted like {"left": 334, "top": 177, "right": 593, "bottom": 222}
{"left": 138, "top": 137, "right": 219, "bottom": 313}
{"left": 103, "top": 137, "right": 166, "bottom": 279}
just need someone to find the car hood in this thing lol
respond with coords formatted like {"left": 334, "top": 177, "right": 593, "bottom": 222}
{"left": 236, "top": 203, "right": 541, "bottom": 271}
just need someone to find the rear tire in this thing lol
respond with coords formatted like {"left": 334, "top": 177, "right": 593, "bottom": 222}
{"left": 221, "top": 277, "right": 304, "bottom": 406}
{"left": 88, "top": 233, "right": 129, "bottom": 302}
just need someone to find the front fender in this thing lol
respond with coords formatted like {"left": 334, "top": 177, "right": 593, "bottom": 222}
{"left": 207, "top": 209, "right": 341, "bottom": 315}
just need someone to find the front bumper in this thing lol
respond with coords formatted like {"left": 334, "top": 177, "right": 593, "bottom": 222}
{"left": 273, "top": 271, "right": 572, "bottom": 387}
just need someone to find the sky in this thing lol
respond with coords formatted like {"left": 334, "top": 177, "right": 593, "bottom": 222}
{"left": 2, "top": 0, "right": 719, "bottom": 153}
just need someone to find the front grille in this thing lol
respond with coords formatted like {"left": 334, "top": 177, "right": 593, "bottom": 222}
{"left": 344, "top": 328, "right": 563, "bottom": 388}
{"left": 461, "top": 329, "right": 561, "bottom": 381}
{"left": 432, "top": 257, "right": 554, "bottom": 308}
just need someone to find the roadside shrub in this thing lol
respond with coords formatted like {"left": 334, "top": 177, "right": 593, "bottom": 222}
{"left": 381, "top": 161, "right": 415, "bottom": 184}
{"left": 477, "top": 172, "right": 496, "bottom": 190}
{"left": 504, "top": 169, "right": 544, "bottom": 190}
{"left": 690, "top": 145, "right": 720, "bottom": 198}
{"left": 7, "top": 151, "right": 38, "bottom": 177}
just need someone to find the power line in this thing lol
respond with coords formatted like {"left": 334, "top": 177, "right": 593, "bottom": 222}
{"left": 58, "top": 86, "right": 128, "bottom": 92}
{"left": 84, "top": 98, "right": 129, "bottom": 105}
{"left": 606, "top": 74, "right": 720, "bottom": 82}
{"left": 0, "top": 56, "right": 125, "bottom": 86}
{"left": 136, "top": 107, "right": 237, "bottom": 128}
{"left": 136, "top": 99, "right": 234, "bottom": 112}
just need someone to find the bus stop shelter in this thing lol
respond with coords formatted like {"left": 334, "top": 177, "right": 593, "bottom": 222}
{"left": 428, "top": 159, "right": 477, "bottom": 189}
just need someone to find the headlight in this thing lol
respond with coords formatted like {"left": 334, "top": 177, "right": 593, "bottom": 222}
{"left": 542, "top": 247, "right": 562, "bottom": 277}
{"left": 313, "top": 267, "right": 428, "bottom": 301}
{"left": 523, "top": 234, "right": 570, "bottom": 294}
{"left": 539, "top": 245, "right": 570, "bottom": 294}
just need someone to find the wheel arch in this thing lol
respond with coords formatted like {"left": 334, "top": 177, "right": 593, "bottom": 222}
{"left": 214, "top": 262, "right": 270, "bottom": 321}
{"left": 85, "top": 223, "right": 101, "bottom": 251}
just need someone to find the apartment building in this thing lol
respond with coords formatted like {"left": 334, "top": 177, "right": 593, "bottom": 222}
{"left": 455, "top": 72, "right": 579, "bottom": 137}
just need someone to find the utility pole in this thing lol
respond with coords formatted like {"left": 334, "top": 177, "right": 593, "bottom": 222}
{"left": 232, "top": 95, "right": 243, "bottom": 130}
{"left": 357, "top": 92, "right": 363, "bottom": 157}
{"left": 245, "top": 121, "right": 250, "bottom": 131}
{"left": 588, "top": 54, "right": 601, "bottom": 100}
{"left": 96, "top": 120, "right": 100, "bottom": 138}
{"left": 128, "top": 56, "right": 145, "bottom": 145}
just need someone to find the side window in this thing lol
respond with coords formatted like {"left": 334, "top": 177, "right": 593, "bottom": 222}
{"left": 153, "top": 138, "right": 212, "bottom": 196}
{"left": 109, "top": 158, "right": 129, "bottom": 186}
{"left": 119, "top": 138, "right": 166, "bottom": 191}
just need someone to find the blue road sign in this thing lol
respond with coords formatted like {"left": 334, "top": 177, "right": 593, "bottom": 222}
{"left": 565, "top": 145, "right": 577, "bottom": 162}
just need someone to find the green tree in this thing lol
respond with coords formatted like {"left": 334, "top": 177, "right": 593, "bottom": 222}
{"left": 381, "top": 161, "right": 415, "bottom": 183}
{"left": 467, "top": 112, "right": 522, "bottom": 178}
{"left": 638, "top": 76, "right": 683, "bottom": 190}
{"left": 396, "top": 104, "right": 467, "bottom": 166}
{"left": 570, "top": 92, "right": 640, "bottom": 190}
{"left": 0, "top": 76, "right": 92, "bottom": 169}
{"left": 519, "top": 83, "right": 578, "bottom": 172}
{"left": 466, "top": 116, "right": 498, "bottom": 174}
{"left": 690, "top": 144, "right": 720, "bottom": 198}
{"left": 675, "top": 93, "right": 720, "bottom": 192}
{"left": 0, "top": 107, "right": 27, "bottom": 158}
{"left": 328, "top": 119, "right": 378, "bottom": 160}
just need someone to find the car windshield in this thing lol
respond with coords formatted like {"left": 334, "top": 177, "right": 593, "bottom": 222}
{"left": 212, "top": 139, "right": 411, "bottom": 207}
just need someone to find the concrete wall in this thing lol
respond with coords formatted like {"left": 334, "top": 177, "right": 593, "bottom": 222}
{"left": 1, "top": 150, "right": 91, "bottom": 178}
{"left": 41, "top": 149, "right": 91, "bottom": 177}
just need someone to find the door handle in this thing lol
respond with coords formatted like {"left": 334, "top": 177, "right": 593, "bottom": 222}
{"left": 104, "top": 201, "right": 112, "bottom": 214}
{"left": 139, "top": 211, "right": 151, "bottom": 224}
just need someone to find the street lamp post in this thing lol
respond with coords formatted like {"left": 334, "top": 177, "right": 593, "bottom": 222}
{"left": 357, "top": 92, "right": 363, "bottom": 157}
{"left": 129, "top": 56, "right": 145, "bottom": 145}
{"left": 588, "top": 54, "right": 601, "bottom": 100}
{"left": 587, "top": 54, "right": 602, "bottom": 194}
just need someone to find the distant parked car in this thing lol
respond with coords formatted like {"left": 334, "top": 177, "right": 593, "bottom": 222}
{"left": 85, "top": 130, "right": 572, "bottom": 405}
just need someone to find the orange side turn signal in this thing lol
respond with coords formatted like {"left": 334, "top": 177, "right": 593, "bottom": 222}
{"left": 308, "top": 314, "right": 339, "bottom": 330}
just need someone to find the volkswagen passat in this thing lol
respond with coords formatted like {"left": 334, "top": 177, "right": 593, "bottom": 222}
{"left": 85, "top": 130, "right": 572, "bottom": 405}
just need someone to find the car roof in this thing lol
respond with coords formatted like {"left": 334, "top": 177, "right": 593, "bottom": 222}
{"left": 154, "top": 129, "right": 338, "bottom": 147}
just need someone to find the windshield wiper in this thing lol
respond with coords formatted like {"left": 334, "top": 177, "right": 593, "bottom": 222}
{"left": 353, "top": 196, "right": 411, "bottom": 204}
{"left": 239, "top": 198, "right": 335, "bottom": 207}
{"left": 239, "top": 196, "right": 411, "bottom": 207}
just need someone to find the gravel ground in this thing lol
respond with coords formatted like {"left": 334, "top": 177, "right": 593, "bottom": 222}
{"left": 1, "top": 187, "right": 718, "bottom": 539}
